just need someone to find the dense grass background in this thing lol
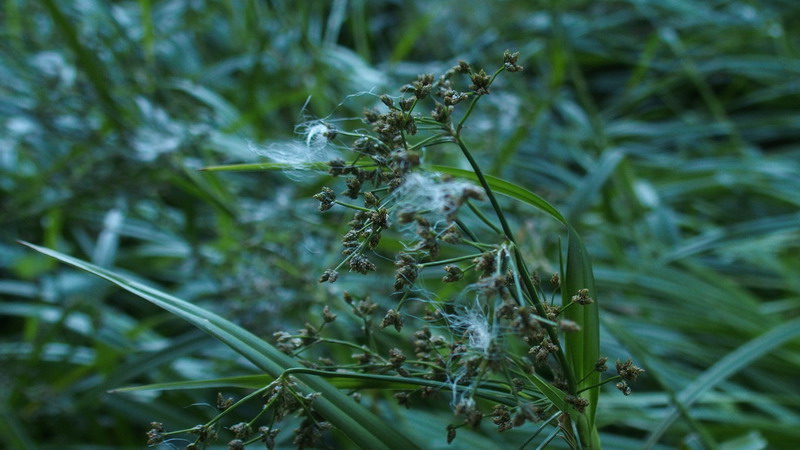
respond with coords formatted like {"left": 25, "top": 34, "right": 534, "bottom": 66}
{"left": 2, "top": 0, "right": 799, "bottom": 448}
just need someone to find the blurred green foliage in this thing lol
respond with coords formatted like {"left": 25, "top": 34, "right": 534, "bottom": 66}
{"left": 2, "top": 0, "right": 799, "bottom": 448}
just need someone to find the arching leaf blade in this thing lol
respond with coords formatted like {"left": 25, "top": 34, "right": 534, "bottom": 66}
{"left": 427, "top": 165, "right": 567, "bottom": 224}
{"left": 20, "top": 242, "right": 420, "bottom": 450}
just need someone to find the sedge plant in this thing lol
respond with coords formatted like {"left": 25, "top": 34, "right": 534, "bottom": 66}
{"left": 25, "top": 51, "right": 642, "bottom": 449}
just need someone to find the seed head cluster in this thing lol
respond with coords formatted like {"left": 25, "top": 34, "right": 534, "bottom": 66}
{"left": 149, "top": 50, "right": 645, "bottom": 448}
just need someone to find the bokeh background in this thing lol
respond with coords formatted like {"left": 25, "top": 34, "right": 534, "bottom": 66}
{"left": 2, "top": 1, "right": 799, "bottom": 448}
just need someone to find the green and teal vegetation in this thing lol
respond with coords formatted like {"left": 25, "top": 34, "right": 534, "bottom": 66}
{"left": 2, "top": 1, "right": 799, "bottom": 448}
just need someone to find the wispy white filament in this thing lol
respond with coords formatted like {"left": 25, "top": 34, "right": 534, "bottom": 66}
{"left": 393, "top": 172, "right": 483, "bottom": 220}
{"left": 248, "top": 121, "right": 343, "bottom": 172}
{"left": 442, "top": 300, "right": 495, "bottom": 356}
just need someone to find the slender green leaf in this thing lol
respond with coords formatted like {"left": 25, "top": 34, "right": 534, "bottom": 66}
{"left": 115, "top": 370, "right": 518, "bottom": 405}
{"left": 200, "top": 160, "right": 378, "bottom": 172}
{"left": 527, "top": 372, "right": 574, "bottom": 420}
{"left": 660, "top": 213, "right": 800, "bottom": 263}
{"left": 40, "top": 0, "right": 127, "bottom": 130}
{"left": 428, "top": 165, "right": 567, "bottom": 224}
{"left": 562, "top": 226, "right": 600, "bottom": 426}
{"left": 112, "top": 375, "right": 273, "bottom": 393}
{"left": 203, "top": 162, "right": 569, "bottom": 231}
{"left": 601, "top": 315, "right": 717, "bottom": 448}
{"left": 644, "top": 317, "right": 800, "bottom": 447}
{"left": 529, "top": 368, "right": 602, "bottom": 450}
{"left": 0, "top": 404, "right": 34, "bottom": 450}
{"left": 200, "top": 161, "right": 329, "bottom": 172}
{"left": 21, "top": 242, "right": 420, "bottom": 450}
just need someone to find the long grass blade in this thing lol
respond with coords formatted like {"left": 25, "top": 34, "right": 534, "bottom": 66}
{"left": 111, "top": 375, "right": 274, "bottom": 393}
{"left": 39, "top": 0, "right": 127, "bottom": 130}
{"left": 644, "top": 317, "right": 800, "bottom": 447}
{"left": 200, "top": 161, "right": 329, "bottom": 172}
{"left": 21, "top": 242, "right": 420, "bottom": 450}
{"left": 0, "top": 404, "right": 35, "bottom": 450}
{"left": 114, "top": 370, "right": 517, "bottom": 404}
{"left": 429, "top": 165, "right": 567, "bottom": 224}
{"left": 562, "top": 226, "right": 600, "bottom": 426}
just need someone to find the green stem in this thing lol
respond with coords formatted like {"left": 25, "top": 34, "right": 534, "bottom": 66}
{"left": 277, "top": 368, "right": 516, "bottom": 405}
{"left": 451, "top": 134, "right": 577, "bottom": 395}
{"left": 577, "top": 375, "right": 622, "bottom": 394}
{"left": 577, "top": 367, "right": 599, "bottom": 386}
{"left": 408, "top": 134, "right": 443, "bottom": 150}
{"left": 467, "top": 200, "right": 502, "bottom": 234}
{"left": 406, "top": 97, "right": 419, "bottom": 118}
{"left": 456, "top": 96, "right": 481, "bottom": 134}
{"left": 461, "top": 239, "right": 495, "bottom": 250}
{"left": 506, "top": 248, "right": 558, "bottom": 327}
{"left": 246, "top": 390, "right": 282, "bottom": 428}
{"left": 503, "top": 364, "right": 522, "bottom": 403}
{"left": 456, "top": 67, "right": 505, "bottom": 133}
{"left": 410, "top": 138, "right": 452, "bottom": 151}
{"left": 455, "top": 218, "right": 480, "bottom": 243}
{"left": 337, "top": 130, "right": 391, "bottom": 151}
{"left": 396, "top": 289, "right": 412, "bottom": 311}
{"left": 518, "top": 411, "right": 562, "bottom": 449}
{"left": 205, "top": 383, "right": 276, "bottom": 428}
{"left": 334, "top": 200, "right": 372, "bottom": 212}
{"left": 415, "top": 117, "right": 449, "bottom": 127}
{"left": 559, "top": 301, "right": 577, "bottom": 315}
{"left": 243, "top": 433, "right": 266, "bottom": 446}
{"left": 417, "top": 253, "right": 483, "bottom": 268}
{"left": 298, "top": 338, "right": 382, "bottom": 359}
{"left": 332, "top": 227, "right": 379, "bottom": 272}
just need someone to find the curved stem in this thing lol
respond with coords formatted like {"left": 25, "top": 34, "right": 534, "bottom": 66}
{"left": 456, "top": 67, "right": 505, "bottom": 133}
{"left": 455, "top": 218, "right": 480, "bottom": 243}
{"left": 577, "top": 375, "right": 621, "bottom": 394}
{"left": 467, "top": 199, "right": 502, "bottom": 235}
{"left": 417, "top": 253, "right": 483, "bottom": 268}
{"left": 278, "top": 367, "right": 517, "bottom": 405}
{"left": 334, "top": 200, "right": 372, "bottom": 212}
{"left": 451, "top": 133, "right": 577, "bottom": 395}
